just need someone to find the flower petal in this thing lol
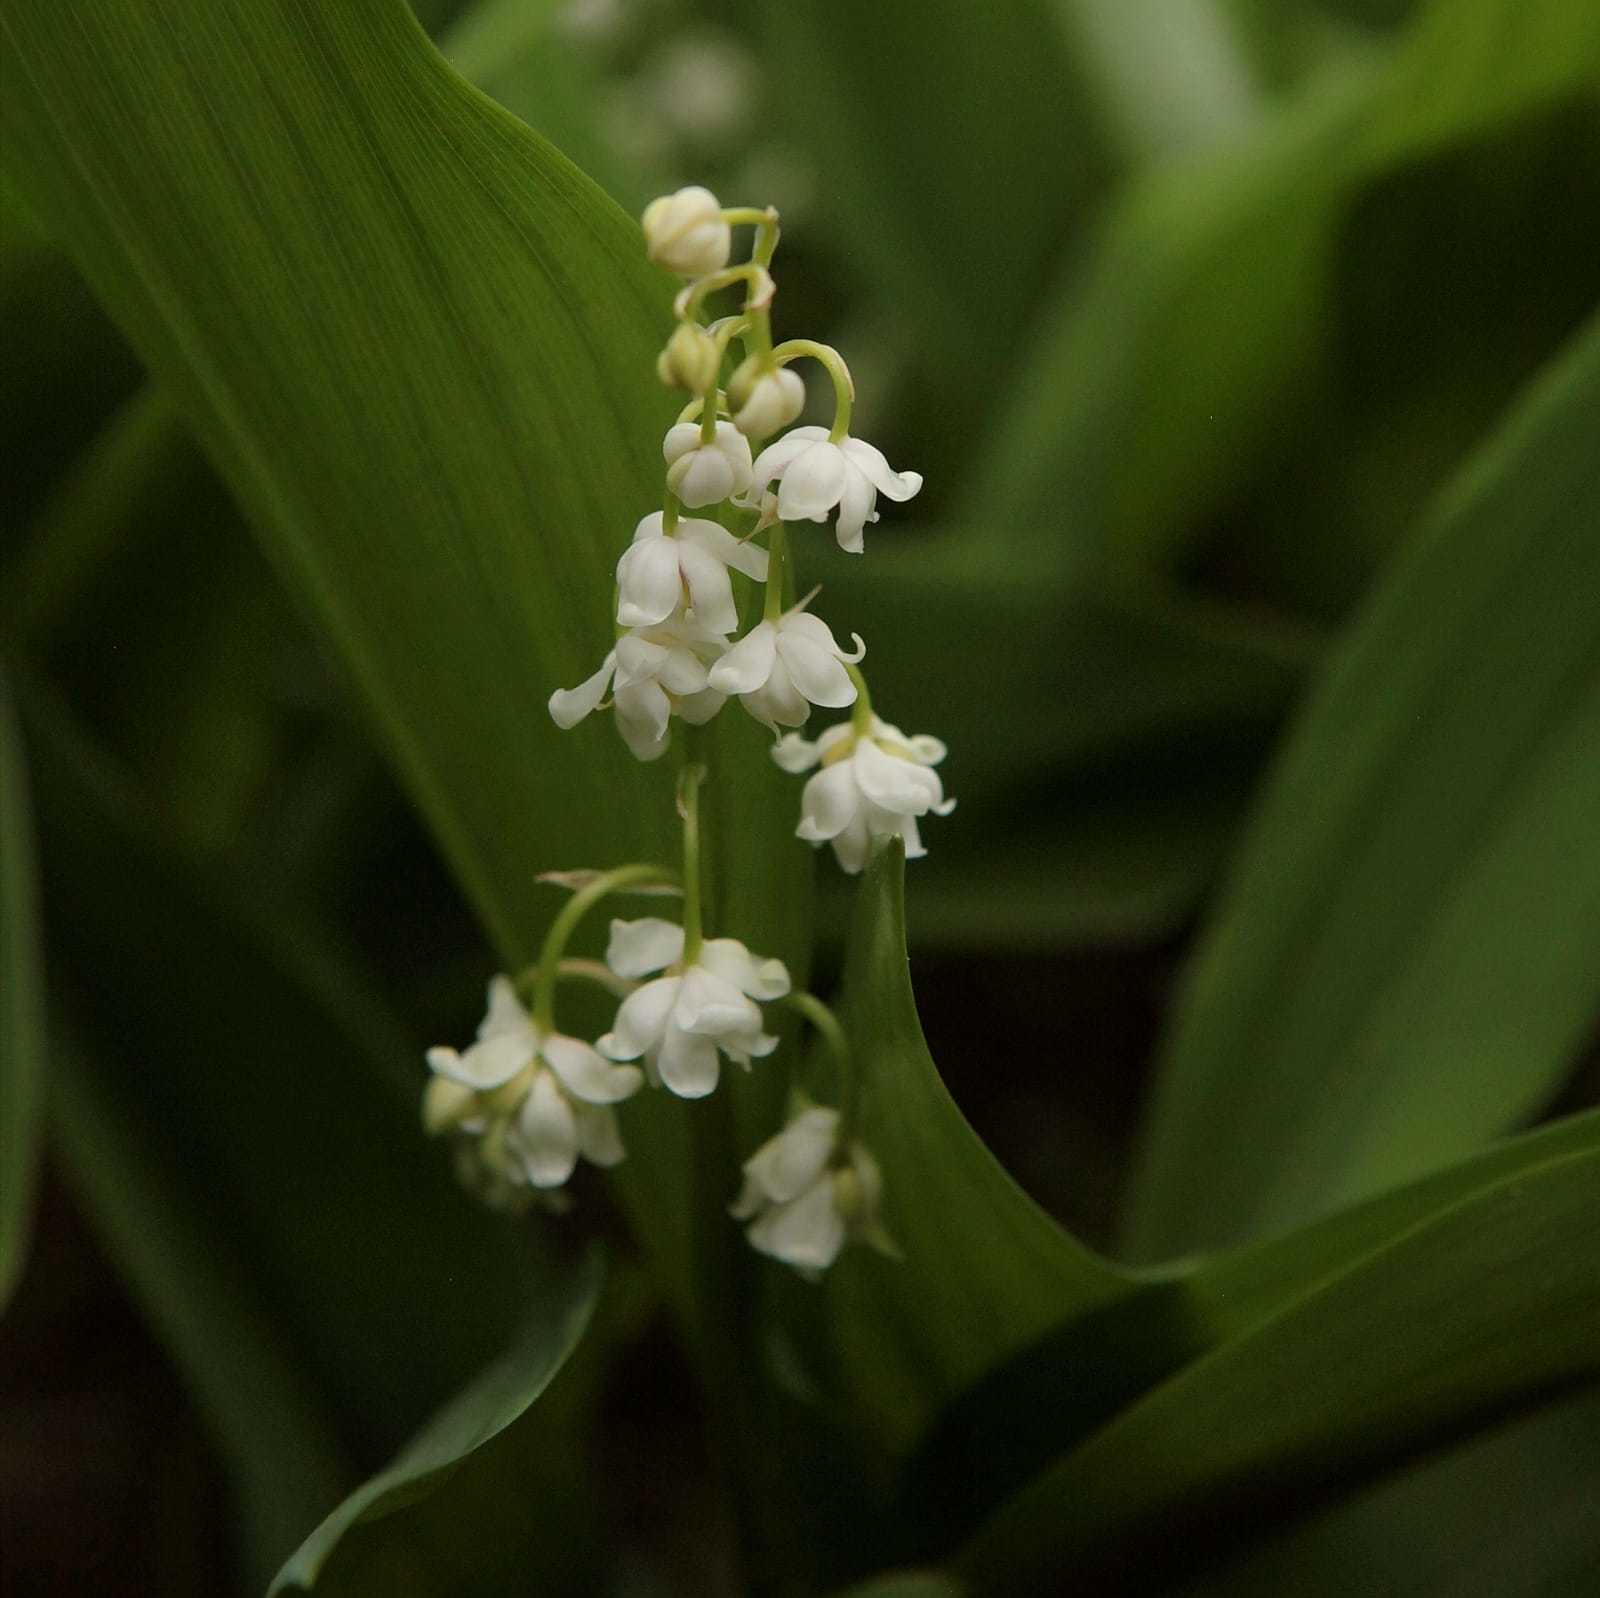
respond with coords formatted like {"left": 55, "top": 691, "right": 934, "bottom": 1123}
{"left": 516, "top": 1071, "right": 579, "bottom": 1188}
{"left": 675, "top": 686, "right": 726, "bottom": 725}
{"left": 698, "top": 938, "right": 791, "bottom": 1001}
{"left": 542, "top": 1032, "right": 643, "bottom": 1104}
{"left": 747, "top": 1179, "right": 845, "bottom": 1271}
{"left": 668, "top": 447, "right": 736, "bottom": 508}
{"left": 707, "top": 621, "right": 776, "bottom": 695}
{"left": 676, "top": 541, "right": 740, "bottom": 634}
{"left": 795, "top": 761, "right": 862, "bottom": 842}
{"left": 827, "top": 809, "right": 874, "bottom": 874}
{"left": 771, "top": 731, "right": 820, "bottom": 773}
{"left": 741, "top": 1106, "right": 839, "bottom": 1203}
{"left": 681, "top": 517, "right": 769, "bottom": 582}
{"left": 661, "top": 421, "right": 703, "bottom": 467}
{"left": 606, "top": 916, "right": 685, "bottom": 979}
{"left": 478, "top": 974, "right": 533, "bottom": 1042}
{"left": 744, "top": 660, "right": 810, "bottom": 729}
{"left": 673, "top": 964, "right": 760, "bottom": 1036}
{"left": 616, "top": 537, "right": 683, "bottom": 628}
{"left": 614, "top": 678, "right": 672, "bottom": 747}
{"left": 657, "top": 1023, "right": 721, "bottom": 1098}
{"left": 777, "top": 441, "right": 847, "bottom": 522}
{"left": 840, "top": 437, "right": 923, "bottom": 502}
{"left": 548, "top": 652, "right": 617, "bottom": 729}
{"left": 832, "top": 466, "right": 876, "bottom": 554}
{"left": 599, "top": 976, "right": 680, "bottom": 1059}
{"left": 853, "top": 738, "right": 944, "bottom": 815}
{"left": 750, "top": 424, "right": 826, "bottom": 490}
{"left": 777, "top": 630, "right": 856, "bottom": 708}
{"left": 574, "top": 1102, "right": 626, "bottom": 1167}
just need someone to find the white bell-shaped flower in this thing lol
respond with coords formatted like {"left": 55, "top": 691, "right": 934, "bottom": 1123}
{"left": 425, "top": 976, "right": 642, "bottom": 1190}
{"left": 597, "top": 918, "right": 790, "bottom": 1099}
{"left": 707, "top": 610, "right": 865, "bottom": 729}
{"left": 641, "top": 185, "right": 731, "bottom": 277}
{"left": 613, "top": 509, "right": 768, "bottom": 634}
{"left": 548, "top": 614, "right": 729, "bottom": 762}
{"left": 728, "top": 361, "right": 806, "bottom": 439}
{"left": 773, "top": 714, "right": 954, "bottom": 874}
{"left": 730, "top": 1105, "right": 890, "bottom": 1277}
{"left": 663, "top": 420, "right": 754, "bottom": 508}
{"left": 750, "top": 426, "right": 922, "bottom": 553}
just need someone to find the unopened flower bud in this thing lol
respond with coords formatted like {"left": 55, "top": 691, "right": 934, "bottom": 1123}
{"left": 728, "top": 357, "right": 805, "bottom": 438}
{"left": 656, "top": 321, "right": 722, "bottom": 393}
{"left": 642, "top": 186, "right": 731, "bottom": 277}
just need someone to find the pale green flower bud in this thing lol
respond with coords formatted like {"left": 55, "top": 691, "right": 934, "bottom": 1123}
{"left": 728, "top": 356, "right": 805, "bottom": 438}
{"left": 656, "top": 321, "right": 722, "bottom": 393}
{"left": 641, "top": 185, "right": 731, "bottom": 277}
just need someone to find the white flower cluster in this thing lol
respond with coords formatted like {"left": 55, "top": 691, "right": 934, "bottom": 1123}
{"left": 425, "top": 916, "right": 791, "bottom": 1202}
{"left": 550, "top": 185, "right": 952, "bottom": 870}
{"left": 428, "top": 186, "right": 944, "bottom": 1277}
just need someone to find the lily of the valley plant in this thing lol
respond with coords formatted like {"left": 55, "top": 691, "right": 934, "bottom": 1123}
{"left": 424, "top": 187, "right": 951, "bottom": 1274}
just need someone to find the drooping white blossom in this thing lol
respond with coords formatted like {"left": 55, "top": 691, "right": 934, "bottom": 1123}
{"left": 597, "top": 918, "right": 790, "bottom": 1098}
{"left": 424, "top": 976, "right": 642, "bottom": 1190}
{"left": 773, "top": 715, "right": 954, "bottom": 873}
{"left": 728, "top": 361, "right": 806, "bottom": 439}
{"left": 749, "top": 426, "right": 922, "bottom": 553}
{"left": 730, "top": 1105, "right": 890, "bottom": 1277}
{"left": 641, "top": 185, "right": 731, "bottom": 277}
{"left": 549, "top": 614, "right": 728, "bottom": 761}
{"left": 613, "top": 509, "right": 768, "bottom": 634}
{"left": 663, "top": 419, "right": 754, "bottom": 508}
{"left": 707, "top": 610, "right": 865, "bottom": 729}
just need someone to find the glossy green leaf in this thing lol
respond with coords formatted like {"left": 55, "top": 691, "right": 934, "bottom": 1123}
{"left": 0, "top": 670, "right": 44, "bottom": 1310}
{"left": 50, "top": 1033, "right": 349, "bottom": 1591}
{"left": 1, "top": 0, "right": 684, "bottom": 962}
{"left": 1123, "top": 315, "right": 1600, "bottom": 1258}
{"left": 1170, "top": 1386, "right": 1600, "bottom": 1597}
{"left": 973, "top": 0, "right": 1600, "bottom": 572}
{"left": 1, "top": 0, "right": 811, "bottom": 1364}
{"left": 270, "top": 1248, "right": 601, "bottom": 1595}
{"left": 909, "top": 1107, "right": 1600, "bottom": 1542}
{"left": 957, "top": 1140, "right": 1600, "bottom": 1592}
{"left": 807, "top": 846, "right": 1135, "bottom": 1450}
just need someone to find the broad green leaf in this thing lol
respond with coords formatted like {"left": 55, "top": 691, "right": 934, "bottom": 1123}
{"left": 20, "top": 674, "right": 541, "bottom": 1444}
{"left": 973, "top": 0, "right": 1600, "bottom": 573}
{"left": 0, "top": 670, "right": 43, "bottom": 1310}
{"left": 1170, "top": 1386, "right": 1600, "bottom": 1597}
{"left": 1, "top": 0, "right": 686, "bottom": 961}
{"left": 1, "top": 0, "right": 811, "bottom": 1370}
{"left": 808, "top": 846, "right": 1135, "bottom": 1450}
{"left": 50, "top": 1033, "right": 349, "bottom": 1591}
{"left": 270, "top": 1248, "right": 601, "bottom": 1596}
{"left": 1123, "top": 316, "right": 1600, "bottom": 1258}
{"left": 910, "top": 1108, "right": 1600, "bottom": 1540}
{"left": 957, "top": 1141, "right": 1600, "bottom": 1592}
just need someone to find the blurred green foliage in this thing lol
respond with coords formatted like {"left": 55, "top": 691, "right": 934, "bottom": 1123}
{"left": 2, "top": 0, "right": 1597, "bottom": 1594}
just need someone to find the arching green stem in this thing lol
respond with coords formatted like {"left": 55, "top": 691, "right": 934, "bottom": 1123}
{"left": 786, "top": 990, "right": 857, "bottom": 1142}
{"left": 846, "top": 662, "right": 874, "bottom": 737}
{"left": 532, "top": 863, "right": 679, "bottom": 1031}
{"left": 662, "top": 488, "right": 682, "bottom": 534}
{"left": 770, "top": 338, "right": 853, "bottom": 441}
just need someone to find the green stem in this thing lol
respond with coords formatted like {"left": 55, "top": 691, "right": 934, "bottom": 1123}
{"left": 678, "top": 760, "right": 707, "bottom": 963}
{"left": 771, "top": 338, "right": 853, "bottom": 441}
{"left": 763, "top": 523, "right": 787, "bottom": 623}
{"left": 846, "top": 662, "right": 874, "bottom": 737}
{"left": 682, "top": 263, "right": 771, "bottom": 324}
{"left": 662, "top": 489, "right": 681, "bottom": 534}
{"left": 786, "top": 990, "right": 856, "bottom": 1141}
{"left": 744, "top": 209, "right": 781, "bottom": 360}
{"left": 532, "top": 864, "right": 678, "bottom": 1031}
